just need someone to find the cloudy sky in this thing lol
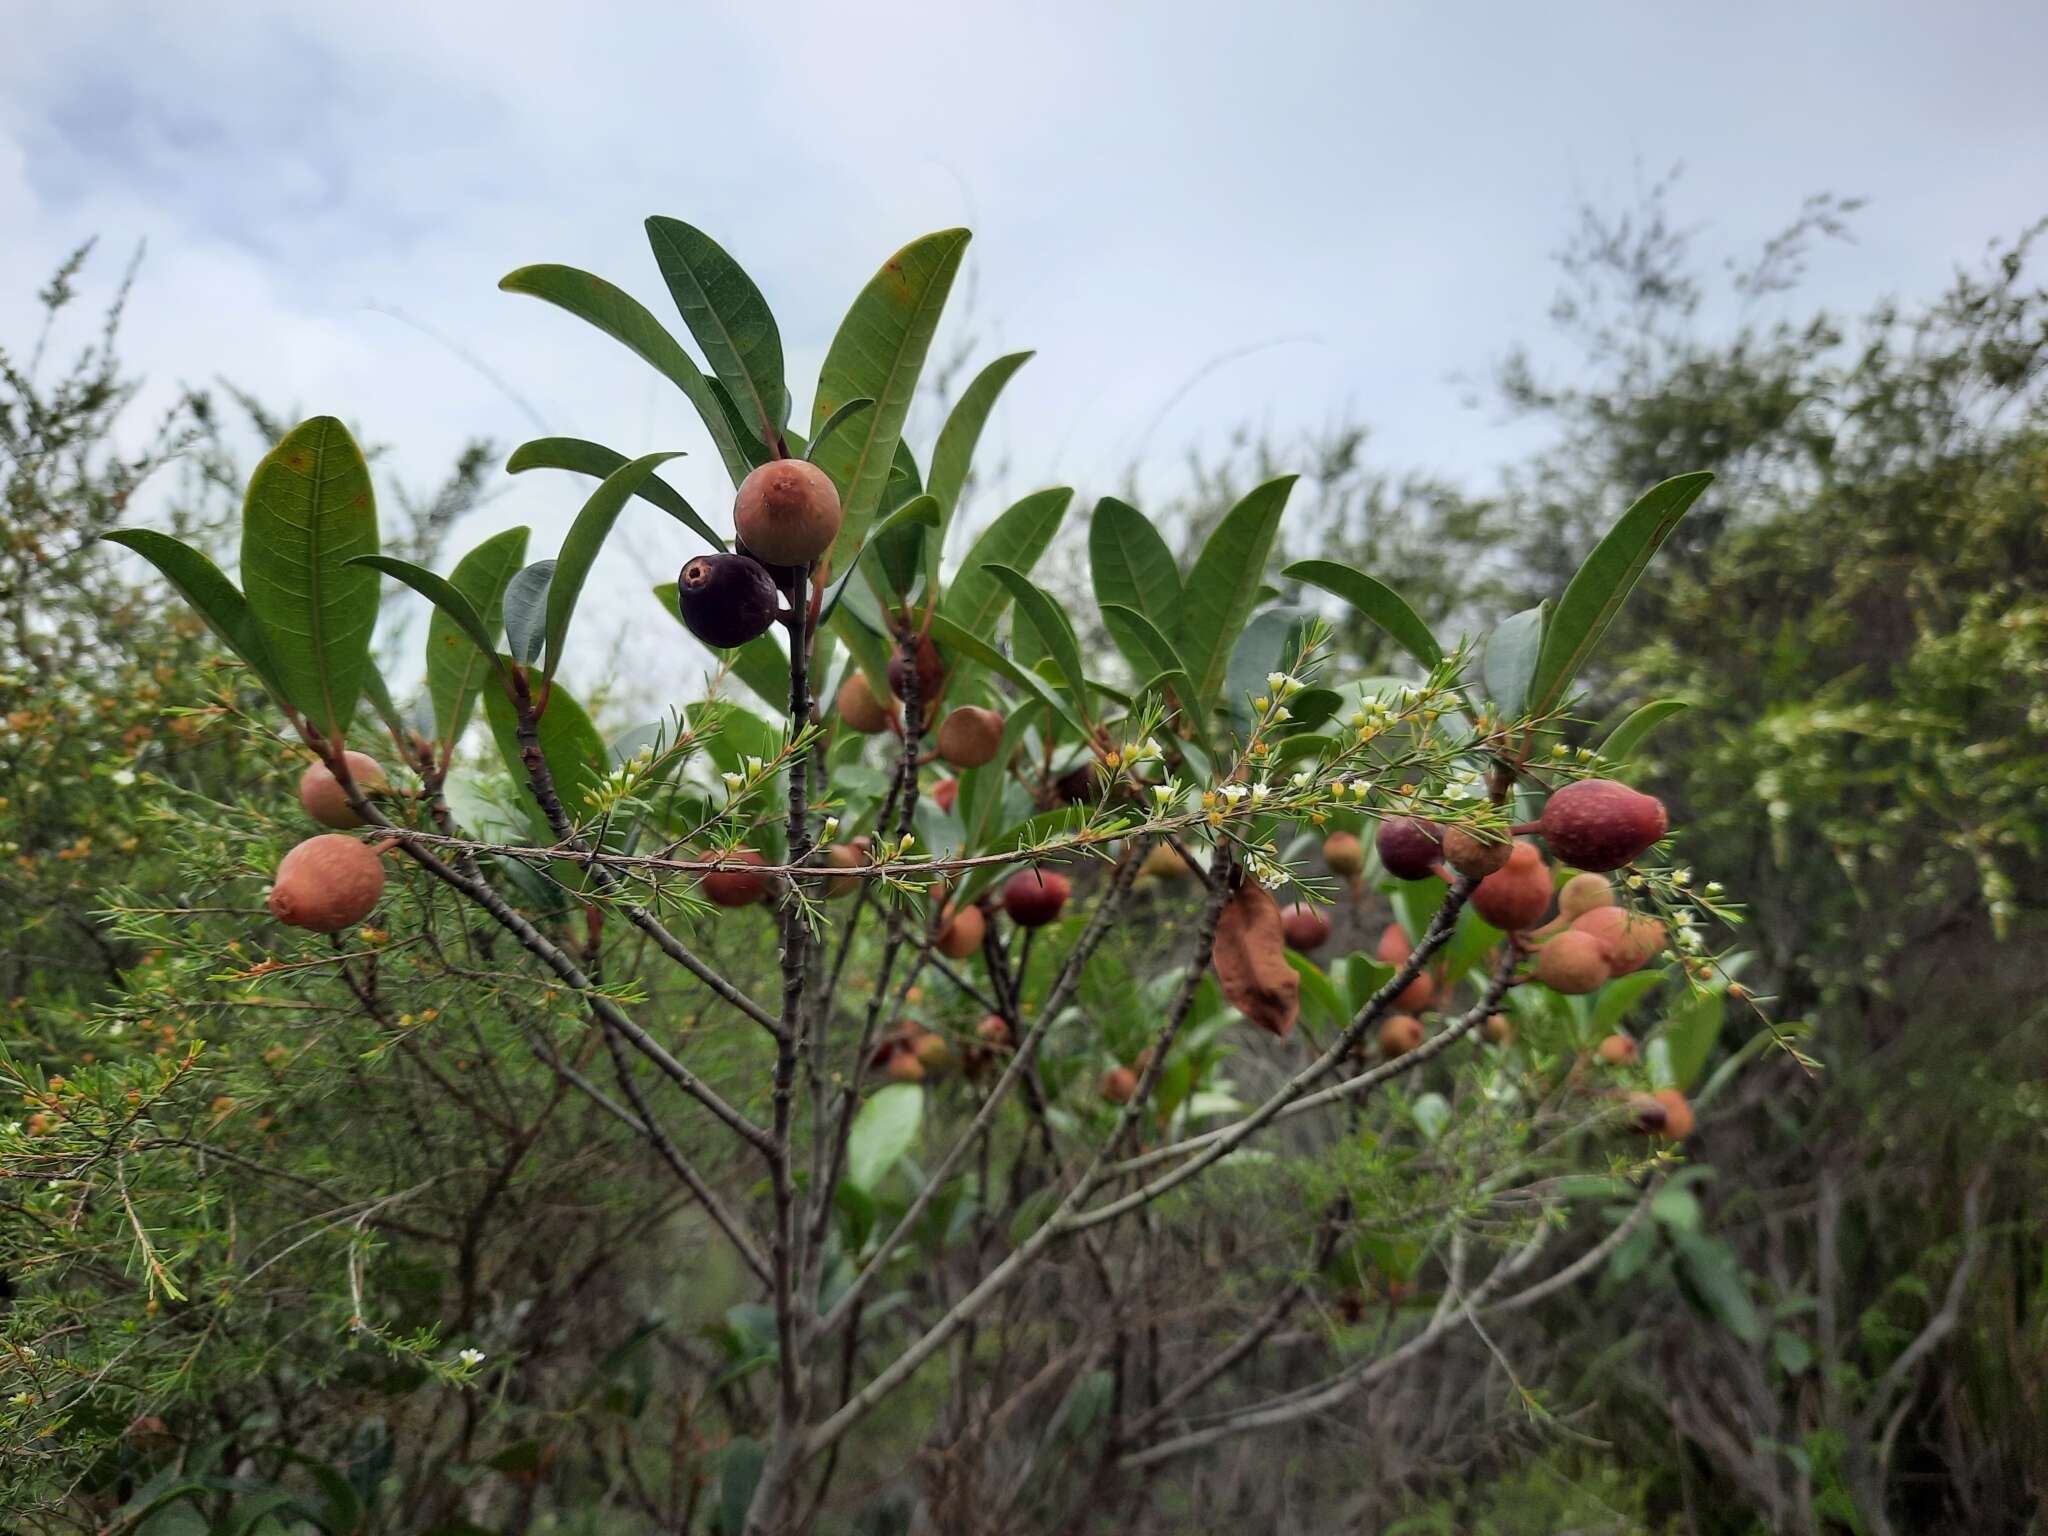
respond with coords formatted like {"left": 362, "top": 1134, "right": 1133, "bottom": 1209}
{"left": 5, "top": 0, "right": 2044, "bottom": 695}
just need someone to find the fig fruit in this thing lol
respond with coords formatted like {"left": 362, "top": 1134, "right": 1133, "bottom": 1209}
{"left": 1100, "top": 1065, "right": 1138, "bottom": 1104}
{"left": 1441, "top": 825, "right": 1512, "bottom": 879}
{"left": 1483, "top": 1012, "right": 1516, "bottom": 1046}
{"left": 1379, "top": 1013, "right": 1425, "bottom": 1057}
{"left": 1558, "top": 872, "right": 1617, "bottom": 923}
{"left": 1212, "top": 880, "right": 1301, "bottom": 1038}
{"left": 1471, "top": 841, "right": 1551, "bottom": 932}
{"left": 931, "top": 777, "right": 959, "bottom": 815}
{"left": 1571, "top": 906, "right": 1666, "bottom": 975}
{"left": 1141, "top": 843, "right": 1191, "bottom": 880}
{"left": 888, "top": 634, "right": 944, "bottom": 715}
{"left": 886, "top": 1048, "right": 927, "bottom": 1084}
{"left": 1533, "top": 929, "right": 1611, "bottom": 994}
{"left": 936, "top": 705, "right": 1005, "bottom": 768}
{"left": 1002, "top": 868, "right": 1071, "bottom": 927}
{"left": 702, "top": 850, "right": 772, "bottom": 908}
{"left": 1281, "top": 902, "right": 1332, "bottom": 952}
{"left": 1323, "top": 831, "right": 1366, "bottom": 878}
{"left": 1055, "top": 761, "right": 1104, "bottom": 805}
{"left": 1625, "top": 1092, "right": 1667, "bottom": 1134}
{"left": 676, "top": 553, "right": 779, "bottom": 648}
{"left": 1596, "top": 1032, "right": 1639, "bottom": 1066}
{"left": 1376, "top": 817, "right": 1443, "bottom": 881}
{"left": 976, "top": 1014, "right": 1011, "bottom": 1049}
{"left": 299, "top": 752, "right": 389, "bottom": 830}
{"left": 732, "top": 458, "right": 843, "bottom": 566}
{"left": 836, "top": 673, "right": 894, "bottom": 734}
{"left": 268, "top": 834, "right": 385, "bottom": 932}
{"left": 1538, "top": 779, "right": 1669, "bottom": 872}
{"left": 912, "top": 1030, "right": 952, "bottom": 1071}
{"left": 1375, "top": 922, "right": 1413, "bottom": 966}
{"left": 1651, "top": 1088, "right": 1695, "bottom": 1140}
{"left": 935, "top": 902, "right": 985, "bottom": 959}
{"left": 1392, "top": 969, "right": 1436, "bottom": 1012}
{"left": 822, "top": 841, "right": 864, "bottom": 900}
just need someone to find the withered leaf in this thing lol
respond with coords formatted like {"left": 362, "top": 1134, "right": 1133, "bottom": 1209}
{"left": 1212, "top": 880, "right": 1299, "bottom": 1037}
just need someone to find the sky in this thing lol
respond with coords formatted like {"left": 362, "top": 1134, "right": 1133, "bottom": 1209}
{"left": 5, "top": 0, "right": 2046, "bottom": 698}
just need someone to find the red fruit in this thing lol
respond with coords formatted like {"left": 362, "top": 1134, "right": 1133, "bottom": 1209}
{"left": 268, "top": 834, "right": 385, "bottom": 932}
{"left": 1323, "top": 831, "right": 1365, "bottom": 877}
{"left": 1596, "top": 1033, "right": 1639, "bottom": 1066}
{"left": 886, "top": 1048, "right": 927, "bottom": 1085}
{"left": 1100, "top": 1066, "right": 1138, "bottom": 1104}
{"left": 1471, "top": 841, "right": 1551, "bottom": 932}
{"left": 821, "top": 842, "right": 863, "bottom": 900}
{"left": 1538, "top": 779, "right": 1670, "bottom": 872}
{"left": 1055, "top": 761, "right": 1104, "bottom": 805}
{"left": 1572, "top": 906, "right": 1667, "bottom": 975}
{"left": 936, "top": 705, "right": 1005, "bottom": 768}
{"left": 975, "top": 1014, "right": 1011, "bottom": 1049}
{"left": 1484, "top": 1012, "right": 1516, "bottom": 1046}
{"left": 932, "top": 777, "right": 959, "bottom": 815}
{"left": 934, "top": 902, "right": 985, "bottom": 959}
{"left": 1392, "top": 969, "right": 1436, "bottom": 1013}
{"left": 1379, "top": 1014, "right": 1425, "bottom": 1057}
{"left": 888, "top": 634, "right": 944, "bottom": 716}
{"left": 1441, "top": 825, "right": 1512, "bottom": 878}
{"left": 1281, "top": 902, "right": 1332, "bottom": 952}
{"left": 1002, "top": 868, "right": 1071, "bottom": 927}
{"left": 1625, "top": 1092, "right": 1667, "bottom": 1134}
{"left": 702, "top": 850, "right": 772, "bottom": 908}
{"left": 1533, "top": 929, "right": 1612, "bottom": 994}
{"left": 836, "top": 673, "right": 893, "bottom": 734}
{"left": 299, "top": 752, "right": 388, "bottom": 830}
{"left": 1375, "top": 922, "right": 1413, "bottom": 965}
{"left": 1376, "top": 817, "right": 1443, "bottom": 881}
{"left": 1651, "top": 1088, "right": 1695, "bottom": 1140}
{"left": 1558, "top": 872, "right": 1617, "bottom": 922}
{"left": 733, "top": 458, "right": 843, "bottom": 566}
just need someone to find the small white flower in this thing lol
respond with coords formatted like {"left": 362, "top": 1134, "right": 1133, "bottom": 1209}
{"left": 1672, "top": 868, "right": 1692, "bottom": 887}
{"left": 1704, "top": 881, "right": 1724, "bottom": 898}
{"left": 896, "top": 833, "right": 915, "bottom": 854}
{"left": 1272, "top": 707, "right": 1291, "bottom": 723}
{"left": 458, "top": 1348, "right": 485, "bottom": 1367}
{"left": 1249, "top": 782, "right": 1271, "bottom": 804}
{"left": 1291, "top": 770, "right": 1313, "bottom": 788}
{"left": 111, "top": 769, "right": 136, "bottom": 788}
{"left": 721, "top": 772, "right": 743, "bottom": 794}
{"left": 822, "top": 816, "right": 840, "bottom": 839}
{"left": 744, "top": 756, "right": 765, "bottom": 777}
{"left": 1219, "top": 784, "right": 1248, "bottom": 803}
{"left": 1152, "top": 784, "right": 1175, "bottom": 808}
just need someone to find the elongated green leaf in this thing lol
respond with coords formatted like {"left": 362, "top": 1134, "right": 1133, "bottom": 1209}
{"left": 544, "top": 451, "right": 683, "bottom": 679}
{"left": 1529, "top": 471, "right": 1714, "bottom": 715}
{"left": 927, "top": 349, "right": 1033, "bottom": 590}
{"left": 102, "top": 529, "right": 286, "bottom": 699}
{"left": 824, "top": 494, "right": 940, "bottom": 619}
{"left": 940, "top": 486, "right": 1074, "bottom": 636}
{"left": 1286, "top": 952, "right": 1348, "bottom": 1029}
{"left": 503, "top": 561, "right": 555, "bottom": 665}
{"left": 645, "top": 217, "right": 788, "bottom": 441}
{"left": 805, "top": 396, "right": 874, "bottom": 465}
{"left": 845, "top": 1080, "right": 925, "bottom": 1193}
{"left": 1175, "top": 476, "right": 1296, "bottom": 713}
{"left": 351, "top": 554, "right": 499, "bottom": 666}
{"left": 357, "top": 658, "right": 410, "bottom": 750}
{"left": 499, "top": 264, "right": 751, "bottom": 486}
{"left": 988, "top": 566, "right": 1087, "bottom": 715}
{"left": 425, "top": 528, "right": 528, "bottom": 748}
{"left": 1482, "top": 604, "right": 1548, "bottom": 717}
{"left": 1283, "top": 559, "right": 1442, "bottom": 671}
{"left": 1090, "top": 496, "right": 1182, "bottom": 640}
{"left": 507, "top": 437, "right": 721, "bottom": 550}
{"left": 928, "top": 612, "right": 1089, "bottom": 738}
{"left": 810, "top": 229, "right": 972, "bottom": 566}
{"left": 1226, "top": 607, "right": 1313, "bottom": 738}
{"left": 239, "top": 416, "right": 380, "bottom": 742}
{"left": 1659, "top": 984, "right": 1725, "bottom": 1092}
{"left": 1601, "top": 699, "right": 1690, "bottom": 762}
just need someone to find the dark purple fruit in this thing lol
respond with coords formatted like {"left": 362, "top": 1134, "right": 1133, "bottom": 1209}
{"left": 677, "top": 554, "right": 778, "bottom": 649}
{"left": 1376, "top": 817, "right": 1443, "bottom": 881}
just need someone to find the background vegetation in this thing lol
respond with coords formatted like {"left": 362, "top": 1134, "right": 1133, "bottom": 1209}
{"left": 3, "top": 183, "right": 2042, "bottom": 1534}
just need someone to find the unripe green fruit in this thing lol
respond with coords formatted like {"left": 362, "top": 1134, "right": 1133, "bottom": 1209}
{"left": 268, "top": 834, "right": 385, "bottom": 932}
{"left": 1558, "top": 872, "right": 1617, "bottom": 922}
{"left": 1571, "top": 905, "right": 1666, "bottom": 974}
{"left": 676, "top": 553, "right": 779, "bottom": 649}
{"left": 733, "top": 458, "right": 843, "bottom": 566}
{"left": 1376, "top": 817, "right": 1443, "bottom": 881}
{"left": 1379, "top": 1013, "right": 1425, "bottom": 1057}
{"left": 1596, "top": 1032, "right": 1638, "bottom": 1066}
{"left": 1100, "top": 1065, "right": 1138, "bottom": 1104}
{"left": 1539, "top": 779, "right": 1670, "bottom": 872}
{"left": 1323, "top": 831, "right": 1365, "bottom": 877}
{"left": 1281, "top": 902, "right": 1332, "bottom": 952}
{"left": 1471, "top": 841, "right": 1551, "bottom": 932}
{"left": 702, "top": 850, "right": 771, "bottom": 908}
{"left": 1002, "top": 867, "right": 1070, "bottom": 927}
{"left": 935, "top": 902, "right": 985, "bottom": 959}
{"left": 837, "top": 673, "right": 893, "bottom": 733}
{"left": 1441, "top": 825, "right": 1512, "bottom": 878}
{"left": 1533, "top": 929, "right": 1611, "bottom": 994}
{"left": 936, "top": 705, "right": 1005, "bottom": 768}
{"left": 299, "top": 752, "right": 388, "bottom": 830}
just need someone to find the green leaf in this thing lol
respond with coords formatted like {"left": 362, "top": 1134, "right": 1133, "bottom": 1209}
{"left": 352, "top": 554, "right": 499, "bottom": 669}
{"left": 239, "top": 415, "right": 380, "bottom": 742}
{"left": 820, "top": 494, "right": 941, "bottom": 623}
{"left": 503, "top": 561, "right": 555, "bottom": 666}
{"left": 715, "top": 1438, "right": 766, "bottom": 1536}
{"left": 481, "top": 665, "right": 611, "bottom": 875}
{"left": 805, "top": 396, "right": 875, "bottom": 466}
{"left": 1098, "top": 603, "right": 1198, "bottom": 715}
{"left": 1601, "top": 699, "right": 1690, "bottom": 761}
{"left": 652, "top": 584, "right": 789, "bottom": 709}
{"left": 1090, "top": 496, "right": 1182, "bottom": 641}
{"left": 869, "top": 492, "right": 939, "bottom": 601}
{"left": 507, "top": 436, "right": 723, "bottom": 551}
{"left": 1658, "top": 984, "right": 1725, "bottom": 1091}
{"left": 1482, "top": 604, "right": 1548, "bottom": 717}
{"left": 645, "top": 217, "right": 789, "bottom": 441}
{"left": 809, "top": 229, "right": 972, "bottom": 567}
{"left": 545, "top": 452, "right": 684, "bottom": 679}
{"left": 1224, "top": 607, "right": 1313, "bottom": 738}
{"left": 844, "top": 1081, "right": 925, "bottom": 1193}
{"left": 940, "top": 486, "right": 1074, "bottom": 636}
{"left": 102, "top": 529, "right": 287, "bottom": 700}
{"left": 926, "top": 349, "right": 1033, "bottom": 589}
{"left": 1282, "top": 559, "right": 1442, "bottom": 671}
{"left": 499, "top": 263, "right": 751, "bottom": 486}
{"left": 426, "top": 528, "right": 528, "bottom": 749}
{"left": 1528, "top": 471, "right": 1714, "bottom": 715}
{"left": 1286, "top": 951, "right": 1348, "bottom": 1029}
{"left": 1175, "top": 475, "right": 1296, "bottom": 713}
{"left": 1590, "top": 968, "right": 1667, "bottom": 1036}
{"left": 988, "top": 566, "right": 1087, "bottom": 716}
{"left": 928, "top": 612, "right": 1089, "bottom": 739}
{"left": 357, "top": 656, "right": 410, "bottom": 747}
